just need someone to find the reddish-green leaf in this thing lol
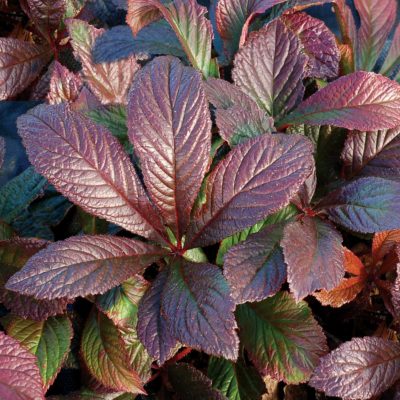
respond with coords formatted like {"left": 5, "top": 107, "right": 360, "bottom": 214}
{"left": 81, "top": 308, "right": 145, "bottom": 394}
{"left": 224, "top": 224, "right": 286, "bottom": 304}
{"left": 0, "top": 331, "right": 45, "bottom": 400}
{"left": 186, "top": 133, "right": 314, "bottom": 248}
{"left": 355, "top": 0, "right": 397, "bottom": 71}
{"left": 47, "top": 61, "right": 83, "bottom": 105}
{"left": 5, "top": 315, "right": 72, "bottom": 391}
{"left": 341, "top": 127, "right": 400, "bottom": 180}
{"left": 162, "top": 258, "right": 239, "bottom": 360}
{"left": 381, "top": 24, "right": 400, "bottom": 77}
{"left": 128, "top": 56, "right": 211, "bottom": 239}
{"left": 282, "top": 72, "right": 400, "bottom": 130}
{"left": 17, "top": 104, "right": 166, "bottom": 241}
{"left": 0, "top": 39, "right": 51, "bottom": 100}
{"left": 282, "top": 217, "right": 344, "bottom": 300}
{"left": 137, "top": 268, "right": 178, "bottom": 365}
{"left": 67, "top": 19, "right": 140, "bottom": 105}
{"left": 317, "top": 177, "right": 400, "bottom": 233}
{"left": 310, "top": 336, "right": 400, "bottom": 400}
{"left": 281, "top": 12, "right": 340, "bottom": 78}
{"left": 233, "top": 19, "right": 307, "bottom": 120}
{"left": 6, "top": 235, "right": 167, "bottom": 300}
{"left": 237, "top": 292, "right": 328, "bottom": 384}
{"left": 127, "top": 0, "right": 216, "bottom": 78}
{"left": 372, "top": 230, "right": 400, "bottom": 263}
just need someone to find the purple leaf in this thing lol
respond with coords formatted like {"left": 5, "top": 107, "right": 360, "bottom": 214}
{"left": 215, "top": 0, "right": 286, "bottom": 58}
{"left": 0, "top": 39, "right": 51, "bottom": 100}
{"left": 0, "top": 136, "right": 5, "bottom": 169}
{"left": 282, "top": 72, "right": 400, "bottom": 130}
{"left": 317, "top": 177, "right": 400, "bottom": 233}
{"left": 341, "top": 128, "right": 400, "bottom": 180}
{"left": 281, "top": 217, "right": 344, "bottom": 300}
{"left": 67, "top": 19, "right": 140, "bottom": 105}
{"left": 186, "top": 133, "right": 314, "bottom": 249}
{"left": 6, "top": 235, "right": 167, "bottom": 300}
{"left": 310, "top": 336, "right": 400, "bottom": 399}
{"left": 233, "top": 19, "right": 307, "bottom": 120}
{"left": 128, "top": 56, "right": 211, "bottom": 239}
{"left": 224, "top": 224, "right": 286, "bottom": 304}
{"left": 291, "top": 166, "right": 317, "bottom": 209}
{"left": 161, "top": 258, "right": 239, "bottom": 360}
{"left": 355, "top": 0, "right": 397, "bottom": 71}
{"left": 281, "top": 12, "right": 340, "bottom": 78}
{"left": 137, "top": 268, "right": 178, "bottom": 365}
{"left": 47, "top": 61, "right": 83, "bottom": 105}
{"left": 17, "top": 103, "right": 166, "bottom": 241}
{"left": 0, "top": 331, "right": 45, "bottom": 400}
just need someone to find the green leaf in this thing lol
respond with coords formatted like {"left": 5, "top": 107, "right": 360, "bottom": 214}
{"left": 5, "top": 315, "right": 72, "bottom": 390}
{"left": 216, "top": 204, "right": 298, "bottom": 266}
{"left": 208, "top": 357, "right": 266, "bottom": 400}
{"left": 0, "top": 167, "right": 46, "bottom": 224}
{"left": 236, "top": 292, "right": 327, "bottom": 384}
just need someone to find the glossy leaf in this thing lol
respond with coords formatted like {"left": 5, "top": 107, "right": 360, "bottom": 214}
{"left": 186, "top": 133, "right": 313, "bottom": 248}
{"left": 137, "top": 268, "right": 178, "bottom": 365}
{"left": 208, "top": 357, "right": 266, "bottom": 400}
{"left": 281, "top": 217, "right": 344, "bottom": 300}
{"left": 281, "top": 12, "right": 340, "bottom": 78}
{"left": 237, "top": 291, "right": 327, "bottom": 383}
{"left": 381, "top": 24, "right": 400, "bottom": 77}
{"left": 317, "top": 177, "right": 400, "bottom": 233}
{"left": 282, "top": 72, "right": 400, "bottom": 130}
{"left": 314, "top": 248, "right": 367, "bottom": 307}
{"left": 47, "top": 61, "right": 83, "bottom": 105}
{"left": 341, "top": 127, "right": 400, "bottom": 180}
{"left": 27, "top": 0, "right": 66, "bottom": 35}
{"left": 128, "top": 56, "right": 211, "bottom": 239}
{"left": 355, "top": 0, "right": 397, "bottom": 71}
{"left": 215, "top": 0, "right": 286, "bottom": 58}
{"left": 168, "top": 363, "right": 228, "bottom": 400}
{"left": 162, "top": 258, "right": 239, "bottom": 360}
{"left": 126, "top": 0, "right": 216, "bottom": 78}
{"left": 67, "top": 19, "right": 140, "bottom": 105}
{"left": 81, "top": 308, "right": 145, "bottom": 394}
{"left": 0, "top": 331, "right": 45, "bottom": 400}
{"left": 373, "top": 230, "right": 400, "bottom": 263}
{"left": 17, "top": 104, "right": 166, "bottom": 241}
{"left": 93, "top": 21, "right": 185, "bottom": 63}
{"left": 6, "top": 235, "right": 167, "bottom": 300}
{"left": 0, "top": 39, "right": 51, "bottom": 100}
{"left": 5, "top": 316, "right": 72, "bottom": 390}
{"left": 310, "top": 336, "right": 400, "bottom": 400}
{"left": 224, "top": 223, "right": 286, "bottom": 304}
{"left": 233, "top": 19, "right": 307, "bottom": 121}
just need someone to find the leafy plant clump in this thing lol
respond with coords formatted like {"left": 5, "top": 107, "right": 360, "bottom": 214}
{"left": 2, "top": 0, "right": 400, "bottom": 399}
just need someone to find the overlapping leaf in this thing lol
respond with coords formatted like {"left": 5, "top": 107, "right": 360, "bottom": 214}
{"left": 0, "top": 39, "right": 51, "bottom": 100}
{"left": 27, "top": 0, "right": 66, "bottom": 37}
{"left": 314, "top": 248, "right": 367, "bottom": 307}
{"left": 233, "top": 19, "right": 307, "bottom": 121}
{"left": 236, "top": 292, "right": 327, "bottom": 383}
{"left": 317, "top": 177, "right": 400, "bottom": 233}
{"left": 281, "top": 217, "right": 344, "bottom": 300}
{"left": 355, "top": 0, "right": 397, "bottom": 71}
{"left": 310, "top": 336, "right": 400, "bottom": 399}
{"left": 224, "top": 224, "right": 286, "bottom": 304}
{"left": 81, "top": 308, "right": 145, "bottom": 394}
{"left": 0, "top": 331, "right": 45, "bottom": 400}
{"left": 281, "top": 12, "right": 339, "bottom": 78}
{"left": 381, "top": 24, "right": 400, "bottom": 77}
{"left": 126, "top": 0, "right": 216, "bottom": 78}
{"left": 128, "top": 56, "right": 211, "bottom": 239}
{"left": 281, "top": 72, "right": 400, "bottom": 130}
{"left": 17, "top": 104, "right": 166, "bottom": 241}
{"left": 341, "top": 127, "right": 400, "bottom": 180}
{"left": 47, "top": 61, "right": 83, "bottom": 105}
{"left": 372, "top": 230, "right": 400, "bottom": 263}
{"left": 6, "top": 235, "right": 167, "bottom": 300}
{"left": 162, "top": 258, "right": 239, "bottom": 360}
{"left": 186, "top": 133, "right": 313, "bottom": 248}
{"left": 5, "top": 316, "right": 72, "bottom": 390}
{"left": 67, "top": 19, "right": 140, "bottom": 104}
